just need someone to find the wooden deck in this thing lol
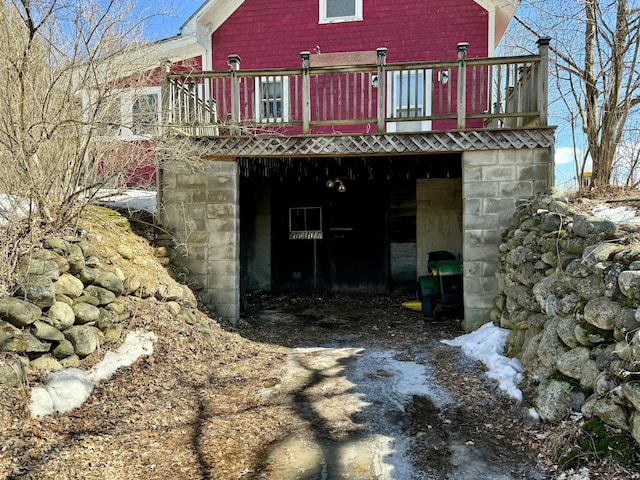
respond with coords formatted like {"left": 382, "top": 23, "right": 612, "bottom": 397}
{"left": 160, "top": 39, "right": 551, "bottom": 155}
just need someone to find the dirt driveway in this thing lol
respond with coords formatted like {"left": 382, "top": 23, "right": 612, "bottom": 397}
{"left": 239, "top": 293, "right": 545, "bottom": 479}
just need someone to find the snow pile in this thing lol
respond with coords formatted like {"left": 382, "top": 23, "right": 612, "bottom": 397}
{"left": 591, "top": 204, "right": 640, "bottom": 224}
{"left": 29, "top": 330, "right": 157, "bottom": 418}
{"left": 97, "top": 189, "right": 157, "bottom": 214}
{"left": 441, "top": 322, "right": 524, "bottom": 401}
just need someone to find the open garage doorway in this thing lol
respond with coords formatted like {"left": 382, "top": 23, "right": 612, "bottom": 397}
{"left": 239, "top": 154, "right": 462, "bottom": 294}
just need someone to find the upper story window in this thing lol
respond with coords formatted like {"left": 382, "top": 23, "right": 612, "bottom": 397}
{"left": 319, "top": 0, "right": 363, "bottom": 23}
{"left": 131, "top": 93, "right": 159, "bottom": 136}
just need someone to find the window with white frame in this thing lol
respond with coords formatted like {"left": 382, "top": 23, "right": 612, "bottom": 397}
{"left": 255, "top": 76, "right": 289, "bottom": 122}
{"left": 131, "top": 92, "right": 160, "bottom": 136}
{"left": 319, "top": 0, "right": 362, "bottom": 23}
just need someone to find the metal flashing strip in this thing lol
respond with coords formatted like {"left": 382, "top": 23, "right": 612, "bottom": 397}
{"left": 199, "top": 128, "right": 556, "bottom": 159}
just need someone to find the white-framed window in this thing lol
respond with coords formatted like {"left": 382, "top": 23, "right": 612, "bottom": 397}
{"left": 254, "top": 76, "right": 289, "bottom": 123}
{"left": 319, "top": 0, "right": 362, "bottom": 23}
{"left": 131, "top": 92, "right": 160, "bottom": 136}
{"left": 386, "top": 70, "right": 432, "bottom": 133}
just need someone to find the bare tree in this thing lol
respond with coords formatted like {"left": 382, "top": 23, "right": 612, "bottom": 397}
{"left": 507, "top": 0, "right": 640, "bottom": 191}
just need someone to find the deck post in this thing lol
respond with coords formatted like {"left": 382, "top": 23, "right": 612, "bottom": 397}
{"left": 537, "top": 37, "right": 551, "bottom": 127}
{"left": 376, "top": 48, "right": 387, "bottom": 133}
{"left": 228, "top": 54, "right": 241, "bottom": 133}
{"left": 301, "top": 51, "right": 311, "bottom": 134}
{"left": 456, "top": 42, "right": 469, "bottom": 130}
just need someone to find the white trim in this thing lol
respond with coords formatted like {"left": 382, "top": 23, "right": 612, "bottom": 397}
{"left": 319, "top": 0, "right": 363, "bottom": 24}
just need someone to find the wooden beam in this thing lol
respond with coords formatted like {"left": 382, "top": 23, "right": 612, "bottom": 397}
{"left": 310, "top": 51, "right": 377, "bottom": 68}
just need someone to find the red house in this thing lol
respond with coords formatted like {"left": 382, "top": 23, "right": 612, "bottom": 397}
{"left": 127, "top": 0, "right": 554, "bottom": 328}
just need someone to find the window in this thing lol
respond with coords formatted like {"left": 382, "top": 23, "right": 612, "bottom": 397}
{"left": 131, "top": 93, "right": 159, "bottom": 136}
{"left": 319, "top": 0, "right": 362, "bottom": 23}
{"left": 387, "top": 70, "right": 432, "bottom": 132}
{"left": 255, "top": 76, "right": 289, "bottom": 122}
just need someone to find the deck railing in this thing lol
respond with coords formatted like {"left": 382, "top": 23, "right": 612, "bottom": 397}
{"left": 161, "top": 38, "right": 550, "bottom": 137}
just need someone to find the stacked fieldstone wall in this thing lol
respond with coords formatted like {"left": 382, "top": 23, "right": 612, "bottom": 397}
{"left": 0, "top": 223, "right": 204, "bottom": 388}
{"left": 495, "top": 192, "right": 640, "bottom": 444}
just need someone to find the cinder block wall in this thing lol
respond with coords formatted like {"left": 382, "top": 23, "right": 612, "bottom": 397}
{"left": 461, "top": 148, "right": 552, "bottom": 331}
{"left": 160, "top": 159, "right": 240, "bottom": 322}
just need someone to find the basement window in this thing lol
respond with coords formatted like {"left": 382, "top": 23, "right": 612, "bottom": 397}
{"left": 319, "top": 0, "right": 362, "bottom": 23}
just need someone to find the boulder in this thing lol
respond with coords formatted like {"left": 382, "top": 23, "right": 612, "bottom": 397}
{"left": 535, "top": 379, "right": 573, "bottom": 423}
{"left": 30, "top": 321, "right": 65, "bottom": 342}
{"left": 45, "top": 302, "right": 75, "bottom": 330}
{"left": 66, "top": 243, "right": 86, "bottom": 274}
{"left": 619, "top": 270, "right": 640, "bottom": 300}
{"left": 0, "top": 321, "right": 28, "bottom": 352}
{"left": 64, "top": 325, "right": 98, "bottom": 356}
{"left": 94, "top": 271, "right": 124, "bottom": 296}
{"left": 53, "top": 339, "right": 75, "bottom": 359}
{"left": 54, "top": 273, "right": 85, "bottom": 298}
{"left": 19, "top": 276, "right": 56, "bottom": 308}
{"left": 0, "top": 354, "right": 26, "bottom": 387}
{"left": 584, "top": 296, "right": 621, "bottom": 331}
{"left": 0, "top": 297, "right": 42, "bottom": 327}
{"left": 582, "top": 396, "right": 629, "bottom": 431}
{"left": 573, "top": 214, "right": 617, "bottom": 238}
{"left": 557, "top": 346, "right": 590, "bottom": 381}
{"left": 72, "top": 302, "right": 100, "bottom": 325}
{"left": 83, "top": 286, "right": 116, "bottom": 306}
{"left": 28, "top": 354, "right": 63, "bottom": 375}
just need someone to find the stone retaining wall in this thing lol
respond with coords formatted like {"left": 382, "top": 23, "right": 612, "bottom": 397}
{"left": 495, "top": 192, "right": 640, "bottom": 444}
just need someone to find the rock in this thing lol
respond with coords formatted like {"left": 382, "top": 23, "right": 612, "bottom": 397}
{"left": 44, "top": 237, "right": 70, "bottom": 255}
{"left": 0, "top": 321, "right": 28, "bottom": 352}
{"left": 614, "top": 308, "right": 639, "bottom": 341}
{"left": 64, "top": 325, "right": 98, "bottom": 356}
{"left": 28, "top": 354, "right": 63, "bottom": 375}
{"left": 24, "top": 332, "right": 51, "bottom": 353}
{"left": 83, "top": 286, "right": 116, "bottom": 306}
{"left": 102, "top": 324, "right": 123, "bottom": 344}
{"left": 117, "top": 244, "right": 135, "bottom": 260}
{"left": 105, "top": 301, "right": 125, "bottom": 317}
{"left": 618, "top": 270, "right": 640, "bottom": 300}
{"left": 54, "top": 273, "right": 85, "bottom": 298}
{"left": 124, "top": 276, "right": 141, "bottom": 295}
{"left": 72, "top": 302, "right": 100, "bottom": 325}
{"left": 573, "top": 214, "right": 617, "bottom": 238}
{"left": 594, "top": 371, "right": 618, "bottom": 397}
{"left": 0, "top": 297, "right": 42, "bottom": 327}
{"left": 59, "top": 354, "right": 80, "bottom": 368}
{"left": 621, "top": 382, "right": 640, "bottom": 411}
{"left": 505, "top": 284, "right": 540, "bottom": 311}
{"left": 46, "top": 302, "right": 75, "bottom": 330}
{"left": 556, "top": 315, "right": 581, "bottom": 348}
{"left": 537, "top": 317, "right": 569, "bottom": 370}
{"left": 584, "top": 296, "right": 620, "bottom": 331}
{"left": 557, "top": 347, "right": 590, "bottom": 381}
{"left": 582, "top": 396, "right": 629, "bottom": 431}
{"left": 582, "top": 244, "right": 624, "bottom": 267}
{"left": 66, "top": 243, "right": 86, "bottom": 274}
{"left": 570, "top": 275, "right": 604, "bottom": 300}
{"left": 55, "top": 294, "right": 74, "bottom": 306}
{"left": 77, "top": 267, "right": 99, "bottom": 285}
{"left": 53, "top": 339, "right": 75, "bottom": 359}
{"left": 19, "top": 275, "right": 56, "bottom": 308}
{"left": 156, "top": 284, "right": 184, "bottom": 302}
{"left": 580, "top": 360, "right": 600, "bottom": 393}
{"left": 30, "top": 321, "right": 65, "bottom": 342}
{"left": 94, "top": 272, "right": 124, "bottom": 296}
{"left": 166, "top": 301, "right": 182, "bottom": 315}
{"left": 19, "top": 257, "right": 61, "bottom": 281}
{"left": 574, "top": 323, "right": 613, "bottom": 346}
{"left": 535, "top": 379, "right": 573, "bottom": 423}
{"left": 630, "top": 412, "right": 640, "bottom": 445}
{"left": 0, "top": 354, "right": 26, "bottom": 387}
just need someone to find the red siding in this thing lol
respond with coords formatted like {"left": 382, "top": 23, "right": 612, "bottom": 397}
{"left": 210, "top": 0, "right": 489, "bottom": 70}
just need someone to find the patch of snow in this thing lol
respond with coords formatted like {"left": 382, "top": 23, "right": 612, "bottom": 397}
{"left": 96, "top": 189, "right": 157, "bottom": 214}
{"left": 29, "top": 330, "right": 157, "bottom": 418}
{"left": 441, "top": 322, "right": 524, "bottom": 401}
{"left": 592, "top": 204, "right": 640, "bottom": 224}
